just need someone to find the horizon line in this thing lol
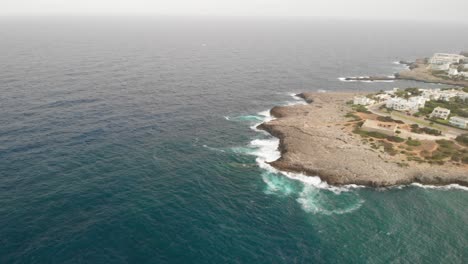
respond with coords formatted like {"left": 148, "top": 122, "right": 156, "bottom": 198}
{"left": 1, "top": 14, "right": 467, "bottom": 24}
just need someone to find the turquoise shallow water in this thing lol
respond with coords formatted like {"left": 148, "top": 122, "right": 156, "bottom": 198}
{"left": 0, "top": 18, "right": 467, "bottom": 263}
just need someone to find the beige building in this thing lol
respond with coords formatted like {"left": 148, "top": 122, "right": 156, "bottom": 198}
{"left": 361, "top": 119, "right": 397, "bottom": 136}
{"left": 430, "top": 107, "right": 451, "bottom": 120}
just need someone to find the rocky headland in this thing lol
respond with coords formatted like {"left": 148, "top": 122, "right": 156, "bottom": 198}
{"left": 257, "top": 92, "right": 468, "bottom": 187}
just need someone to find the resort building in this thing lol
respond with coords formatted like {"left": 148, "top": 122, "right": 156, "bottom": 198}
{"left": 430, "top": 107, "right": 451, "bottom": 120}
{"left": 449, "top": 116, "right": 468, "bottom": 129}
{"left": 361, "top": 119, "right": 397, "bottom": 136}
{"left": 353, "top": 96, "right": 375, "bottom": 106}
{"left": 429, "top": 53, "right": 465, "bottom": 65}
{"left": 386, "top": 96, "right": 426, "bottom": 112}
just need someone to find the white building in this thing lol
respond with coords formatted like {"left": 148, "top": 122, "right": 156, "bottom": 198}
{"left": 430, "top": 63, "right": 450, "bottom": 71}
{"left": 449, "top": 116, "right": 468, "bottom": 129}
{"left": 430, "top": 107, "right": 451, "bottom": 120}
{"left": 353, "top": 96, "right": 375, "bottom": 106}
{"left": 429, "top": 53, "right": 465, "bottom": 65}
{"left": 375, "top": 93, "right": 391, "bottom": 101}
{"left": 422, "top": 89, "right": 441, "bottom": 100}
{"left": 439, "top": 90, "right": 460, "bottom": 101}
{"left": 386, "top": 96, "right": 426, "bottom": 112}
{"left": 448, "top": 68, "right": 459, "bottom": 76}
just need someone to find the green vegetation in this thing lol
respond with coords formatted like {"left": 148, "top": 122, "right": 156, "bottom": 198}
{"left": 410, "top": 124, "right": 441, "bottom": 136}
{"left": 406, "top": 139, "right": 422, "bottom": 146}
{"left": 344, "top": 112, "right": 361, "bottom": 121}
{"left": 429, "top": 140, "right": 459, "bottom": 161}
{"left": 424, "top": 140, "right": 468, "bottom": 164}
{"left": 352, "top": 105, "right": 371, "bottom": 113}
{"left": 381, "top": 141, "right": 398, "bottom": 156}
{"left": 418, "top": 98, "right": 468, "bottom": 118}
{"left": 387, "top": 136, "right": 405, "bottom": 143}
{"left": 394, "top": 87, "right": 422, "bottom": 99}
{"left": 353, "top": 128, "right": 387, "bottom": 139}
{"left": 456, "top": 134, "right": 468, "bottom": 147}
{"left": 376, "top": 116, "right": 404, "bottom": 124}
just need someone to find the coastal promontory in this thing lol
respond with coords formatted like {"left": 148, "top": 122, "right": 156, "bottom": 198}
{"left": 258, "top": 92, "right": 468, "bottom": 187}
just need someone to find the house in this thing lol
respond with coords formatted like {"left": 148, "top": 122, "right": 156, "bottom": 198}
{"left": 386, "top": 96, "right": 426, "bottom": 112}
{"left": 429, "top": 63, "right": 450, "bottom": 71}
{"left": 430, "top": 107, "right": 451, "bottom": 120}
{"left": 422, "top": 89, "right": 441, "bottom": 100}
{"left": 353, "top": 96, "right": 375, "bottom": 106}
{"left": 375, "top": 93, "right": 391, "bottom": 101}
{"left": 448, "top": 68, "right": 459, "bottom": 76}
{"left": 449, "top": 116, "right": 468, "bottom": 129}
{"left": 361, "top": 119, "right": 397, "bottom": 136}
{"left": 384, "top": 88, "right": 400, "bottom": 95}
{"left": 429, "top": 53, "right": 465, "bottom": 65}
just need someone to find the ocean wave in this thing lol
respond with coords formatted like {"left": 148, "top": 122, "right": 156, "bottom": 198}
{"left": 297, "top": 185, "right": 364, "bottom": 215}
{"left": 235, "top": 93, "right": 366, "bottom": 215}
{"left": 224, "top": 115, "right": 264, "bottom": 122}
{"left": 202, "top": 144, "right": 226, "bottom": 153}
{"left": 410, "top": 183, "right": 468, "bottom": 191}
{"left": 262, "top": 171, "right": 298, "bottom": 195}
{"left": 338, "top": 76, "right": 395, "bottom": 83}
{"left": 393, "top": 60, "right": 410, "bottom": 70}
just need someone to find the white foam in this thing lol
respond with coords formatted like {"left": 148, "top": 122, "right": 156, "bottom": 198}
{"left": 297, "top": 185, "right": 364, "bottom": 215}
{"left": 223, "top": 116, "right": 230, "bottom": 120}
{"left": 338, "top": 76, "right": 394, "bottom": 83}
{"left": 392, "top": 61, "right": 410, "bottom": 70}
{"left": 410, "top": 183, "right": 468, "bottom": 191}
{"left": 249, "top": 135, "right": 362, "bottom": 193}
{"left": 202, "top": 144, "right": 225, "bottom": 152}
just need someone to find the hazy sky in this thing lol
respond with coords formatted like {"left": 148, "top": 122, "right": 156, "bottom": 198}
{"left": 2, "top": 0, "right": 468, "bottom": 22}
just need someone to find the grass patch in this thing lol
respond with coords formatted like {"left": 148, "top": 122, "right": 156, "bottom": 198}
{"left": 406, "top": 139, "right": 422, "bottom": 146}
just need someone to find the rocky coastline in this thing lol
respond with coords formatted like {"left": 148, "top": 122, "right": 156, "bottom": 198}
{"left": 343, "top": 59, "right": 468, "bottom": 86}
{"left": 257, "top": 92, "right": 468, "bottom": 187}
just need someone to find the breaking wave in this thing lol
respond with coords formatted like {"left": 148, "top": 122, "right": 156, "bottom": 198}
{"left": 242, "top": 94, "right": 365, "bottom": 215}
{"left": 338, "top": 76, "right": 395, "bottom": 83}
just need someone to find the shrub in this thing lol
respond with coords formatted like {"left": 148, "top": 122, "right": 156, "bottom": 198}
{"left": 376, "top": 116, "right": 404, "bottom": 124}
{"left": 353, "top": 105, "right": 371, "bottom": 113}
{"left": 387, "top": 136, "right": 405, "bottom": 143}
{"left": 406, "top": 139, "right": 422, "bottom": 146}
{"left": 455, "top": 134, "right": 468, "bottom": 147}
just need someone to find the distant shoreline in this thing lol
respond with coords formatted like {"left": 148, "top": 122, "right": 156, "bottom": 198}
{"left": 258, "top": 92, "right": 468, "bottom": 187}
{"left": 342, "top": 60, "right": 468, "bottom": 87}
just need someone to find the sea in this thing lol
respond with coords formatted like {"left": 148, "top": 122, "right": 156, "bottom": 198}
{"left": 0, "top": 17, "right": 467, "bottom": 263}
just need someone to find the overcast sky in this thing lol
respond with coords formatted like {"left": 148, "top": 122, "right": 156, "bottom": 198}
{"left": 2, "top": 0, "right": 468, "bottom": 22}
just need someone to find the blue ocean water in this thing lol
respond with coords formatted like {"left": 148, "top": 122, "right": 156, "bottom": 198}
{"left": 0, "top": 17, "right": 467, "bottom": 263}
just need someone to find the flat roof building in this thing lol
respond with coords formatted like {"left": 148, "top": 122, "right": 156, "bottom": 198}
{"left": 429, "top": 53, "right": 465, "bottom": 65}
{"left": 449, "top": 116, "right": 468, "bottom": 129}
{"left": 430, "top": 107, "right": 451, "bottom": 120}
